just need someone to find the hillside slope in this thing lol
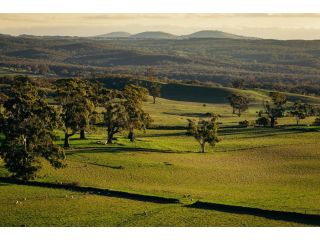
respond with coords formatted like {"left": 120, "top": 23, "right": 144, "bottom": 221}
{"left": 96, "top": 32, "right": 131, "bottom": 38}
{"left": 129, "top": 31, "right": 177, "bottom": 39}
{"left": 183, "top": 30, "right": 256, "bottom": 39}
{"left": 95, "top": 77, "right": 320, "bottom": 105}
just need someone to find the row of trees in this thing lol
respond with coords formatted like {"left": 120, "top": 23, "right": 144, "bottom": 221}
{"left": 54, "top": 78, "right": 153, "bottom": 147}
{"left": 228, "top": 91, "right": 319, "bottom": 127}
{"left": 0, "top": 76, "right": 153, "bottom": 179}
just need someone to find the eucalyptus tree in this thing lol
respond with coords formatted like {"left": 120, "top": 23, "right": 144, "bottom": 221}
{"left": 103, "top": 89, "right": 128, "bottom": 144}
{"left": 290, "top": 101, "right": 312, "bottom": 126}
{"left": 187, "top": 114, "right": 221, "bottom": 153}
{"left": 264, "top": 92, "right": 288, "bottom": 128}
{"left": 123, "top": 84, "right": 151, "bottom": 142}
{"left": 0, "top": 76, "right": 65, "bottom": 180}
{"left": 55, "top": 78, "right": 95, "bottom": 147}
{"left": 149, "top": 83, "right": 161, "bottom": 104}
{"left": 227, "top": 94, "right": 250, "bottom": 116}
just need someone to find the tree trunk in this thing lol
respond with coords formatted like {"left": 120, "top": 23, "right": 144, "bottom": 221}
{"left": 153, "top": 96, "right": 156, "bottom": 104}
{"left": 64, "top": 133, "right": 70, "bottom": 148}
{"left": 270, "top": 117, "right": 275, "bottom": 128}
{"left": 232, "top": 107, "right": 235, "bottom": 114}
{"left": 107, "top": 133, "right": 113, "bottom": 144}
{"left": 80, "top": 129, "right": 86, "bottom": 140}
{"left": 200, "top": 143, "right": 205, "bottom": 153}
{"left": 128, "top": 131, "right": 135, "bottom": 142}
{"left": 238, "top": 109, "right": 241, "bottom": 117}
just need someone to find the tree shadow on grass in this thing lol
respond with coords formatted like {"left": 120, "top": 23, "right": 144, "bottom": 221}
{"left": 0, "top": 177, "right": 180, "bottom": 204}
{"left": 67, "top": 147, "right": 192, "bottom": 155}
{"left": 220, "top": 127, "right": 317, "bottom": 139}
{"left": 146, "top": 132, "right": 186, "bottom": 138}
{"left": 89, "top": 162, "right": 124, "bottom": 170}
{"left": 187, "top": 201, "right": 320, "bottom": 226}
{"left": 163, "top": 112, "right": 208, "bottom": 118}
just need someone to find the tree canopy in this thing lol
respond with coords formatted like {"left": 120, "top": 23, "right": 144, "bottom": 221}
{"left": 123, "top": 84, "right": 152, "bottom": 142}
{"left": 187, "top": 114, "right": 221, "bottom": 153}
{"left": 227, "top": 94, "right": 250, "bottom": 116}
{"left": 55, "top": 78, "right": 95, "bottom": 147}
{"left": 0, "top": 76, "right": 65, "bottom": 180}
{"left": 263, "top": 92, "right": 287, "bottom": 127}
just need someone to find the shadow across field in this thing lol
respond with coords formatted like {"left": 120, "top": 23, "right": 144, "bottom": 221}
{"left": 0, "top": 177, "right": 180, "bottom": 204}
{"left": 188, "top": 201, "right": 320, "bottom": 226}
{"left": 163, "top": 112, "right": 208, "bottom": 118}
{"left": 89, "top": 162, "right": 124, "bottom": 170}
{"left": 1, "top": 176, "right": 319, "bottom": 225}
{"left": 220, "top": 127, "right": 318, "bottom": 139}
{"left": 146, "top": 132, "right": 186, "bottom": 138}
{"left": 67, "top": 147, "right": 192, "bottom": 155}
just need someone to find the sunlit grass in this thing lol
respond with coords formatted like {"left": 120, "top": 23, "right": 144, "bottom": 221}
{"left": 1, "top": 96, "right": 320, "bottom": 226}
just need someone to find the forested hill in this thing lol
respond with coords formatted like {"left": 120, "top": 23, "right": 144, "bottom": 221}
{"left": 1, "top": 34, "right": 320, "bottom": 91}
{"left": 93, "top": 76, "right": 320, "bottom": 105}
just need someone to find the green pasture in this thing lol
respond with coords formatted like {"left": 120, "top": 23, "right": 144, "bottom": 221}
{"left": 1, "top": 91, "right": 320, "bottom": 226}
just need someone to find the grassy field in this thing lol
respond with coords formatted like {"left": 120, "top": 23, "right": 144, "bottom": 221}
{"left": 1, "top": 91, "right": 320, "bottom": 226}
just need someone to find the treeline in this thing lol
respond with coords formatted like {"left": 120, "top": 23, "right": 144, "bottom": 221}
{"left": 227, "top": 91, "right": 320, "bottom": 128}
{"left": 0, "top": 76, "right": 156, "bottom": 180}
{"left": 241, "top": 79, "right": 320, "bottom": 96}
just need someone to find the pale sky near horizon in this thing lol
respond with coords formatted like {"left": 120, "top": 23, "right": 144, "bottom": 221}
{"left": 1, "top": 14, "right": 320, "bottom": 40}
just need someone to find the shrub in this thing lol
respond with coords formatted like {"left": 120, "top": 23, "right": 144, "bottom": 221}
{"left": 239, "top": 120, "right": 250, "bottom": 128}
{"left": 256, "top": 117, "right": 270, "bottom": 127}
{"left": 313, "top": 117, "right": 320, "bottom": 126}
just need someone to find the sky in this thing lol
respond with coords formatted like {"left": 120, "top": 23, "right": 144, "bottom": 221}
{"left": 1, "top": 13, "right": 320, "bottom": 40}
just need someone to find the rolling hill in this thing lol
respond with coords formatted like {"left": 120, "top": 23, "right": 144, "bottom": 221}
{"left": 182, "top": 30, "right": 256, "bottom": 39}
{"left": 129, "top": 31, "right": 178, "bottom": 39}
{"left": 96, "top": 32, "right": 131, "bottom": 38}
{"left": 1, "top": 34, "right": 320, "bottom": 94}
{"left": 95, "top": 30, "right": 255, "bottom": 40}
{"left": 94, "top": 76, "right": 320, "bottom": 105}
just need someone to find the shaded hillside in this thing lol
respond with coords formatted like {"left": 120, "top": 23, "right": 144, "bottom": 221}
{"left": 1, "top": 34, "right": 320, "bottom": 89}
{"left": 94, "top": 77, "right": 320, "bottom": 105}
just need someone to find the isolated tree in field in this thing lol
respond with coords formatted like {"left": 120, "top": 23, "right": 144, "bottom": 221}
{"left": 103, "top": 90, "right": 128, "bottom": 144}
{"left": 149, "top": 83, "right": 161, "bottom": 104}
{"left": 290, "top": 101, "right": 312, "bottom": 125}
{"left": 37, "top": 64, "right": 50, "bottom": 75}
{"left": 0, "top": 76, "right": 65, "bottom": 180}
{"left": 227, "top": 94, "right": 250, "bottom": 116}
{"left": 264, "top": 92, "right": 287, "bottom": 128}
{"left": 123, "top": 84, "right": 152, "bottom": 142}
{"left": 146, "top": 67, "right": 161, "bottom": 104}
{"left": 232, "top": 79, "right": 245, "bottom": 89}
{"left": 55, "top": 78, "right": 95, "bottom": 147}
{"left": 187, "top": 114, "right": 221, "bottom": 153}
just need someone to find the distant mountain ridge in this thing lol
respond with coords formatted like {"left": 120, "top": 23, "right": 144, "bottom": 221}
{"left": 95, "top": 30, "right": 257, "bottom": 40}
{"left": 129, "top": 31, "right": 177, "bottom": 39}
{"left": 96, "top": 32, "right": 131, "bottom": 38}
{"left": 182, "top": 30, "right": 257, "bottom": 40}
